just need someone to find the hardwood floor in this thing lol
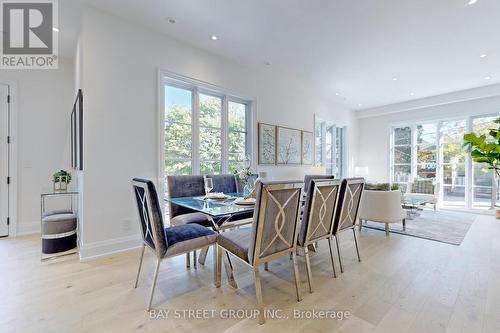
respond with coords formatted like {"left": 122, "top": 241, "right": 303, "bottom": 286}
{"left": 1, "top": 213, "right": 499, "bottom": 332}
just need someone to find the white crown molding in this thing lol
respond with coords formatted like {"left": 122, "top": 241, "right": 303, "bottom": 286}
{"left": 356, "top": 83, "right": 500, "bottom": 119}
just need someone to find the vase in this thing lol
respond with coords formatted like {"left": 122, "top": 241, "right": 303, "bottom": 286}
{"left": 243, "top": 183, "right": 253, "bottom": 197}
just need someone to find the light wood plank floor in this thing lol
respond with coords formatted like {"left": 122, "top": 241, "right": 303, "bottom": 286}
{"left": 1, "top": 213, "right": 499, "bottom": 333}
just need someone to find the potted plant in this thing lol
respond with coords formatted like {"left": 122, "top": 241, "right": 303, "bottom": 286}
{"left": 232, "top": 157, "right": 254, "bottom": 197}
{"left": 52, "top": 170, "right": 72, "bottom": 192}
{"left": 464, "top": 117, "right": 500, "bottom": 218}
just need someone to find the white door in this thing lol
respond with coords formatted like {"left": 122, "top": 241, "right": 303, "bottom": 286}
{"left": 0, "top": 84, "right": 9, "bottom": 237}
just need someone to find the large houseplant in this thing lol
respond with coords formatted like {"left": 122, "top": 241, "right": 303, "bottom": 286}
{"left": 463, "top": 117, "right": 500, "bottom": 216}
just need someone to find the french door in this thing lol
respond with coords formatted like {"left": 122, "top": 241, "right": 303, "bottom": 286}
{"left": 0, "top": 84, "right": 10, "bottom": 237}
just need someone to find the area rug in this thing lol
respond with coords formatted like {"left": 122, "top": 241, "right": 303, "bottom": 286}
{"left": 362, "top": 210, "right": 476, "bottom": 245}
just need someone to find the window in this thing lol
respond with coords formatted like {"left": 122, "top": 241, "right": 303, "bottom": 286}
{"left": 390, "top": 114, "right": 499, "bottom": 209}
{"left": 314, "top": 116, "right": 346, "bottom": 178}
{"left": 392, "top": 127, "right": 412, "bottom": 183}
{"left": 162, "top": 75, "right": 252, "bottom": 188}
{"left": 164, "top": 85, "right": 193, "bottom": 175}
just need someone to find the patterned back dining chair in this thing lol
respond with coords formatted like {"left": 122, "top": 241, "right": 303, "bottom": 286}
{"left": 132, "top": 178, "right": 218, "bottom": 311}
{"left": 216, "top": 180, "right": 303, "bottom": 324}
{"left": 298, "top": 179, "right": 342, "bottom": 292}
{"left": 332, "top": 178, "right": 365, "bottom": 273}
{"left": 303, "top": 174, "right": 335, "bottom": 194}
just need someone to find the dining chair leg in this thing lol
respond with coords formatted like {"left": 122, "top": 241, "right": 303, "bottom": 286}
{"left": 147, "top": 258, "right": 161, "bottom": 311}
{"left": 353, "top": 229, "right": 361, "bottom": 262}
{"left": 359, "top": 218, "right": 363, "bottom": 231}
{"left": 292, "top": 251, "right": 303, "bottom": 302}
{"left": 334, "top": 235, "right": 344, "bottom": 273}
{"left": 264, "top": 262, "right": 269, "bottom": 271}
{"left": 186, "top": 252, "right": 191, "bottom": 269}
{"left": 216, "top": 245, "right": 222, "bottom": 288}
{"left": 385, "top": 223, "right": 389, "bottom": 237}
{"left": 134, "top": 244, "right": 145, "bottom": 288}
{"left": 253, "top": 266, "right": 265, "bottom": 325}
{"left": 199, "top": 246, "right": 209, "bottom": 266}
{"left": 193, "top": 250, "right": 197, "bottom": 269}
{"left": 222, "top": 250, "right": 238, "bottom": 289}
{"left": 327, "top": 237, "right": 337, "bottom": 278}
{"left": 304, "top": 247, "right": 313, "bottom": 293}
{"left": 402, "top": 218, "right": 406, "bottom": 230}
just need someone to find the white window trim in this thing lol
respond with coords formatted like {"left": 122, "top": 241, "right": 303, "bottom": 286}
{"left": 313, "top": 114, "right": 348, "bottom": 178}
{"left": 158, "top": 69, "right": 255, "bottom": 204}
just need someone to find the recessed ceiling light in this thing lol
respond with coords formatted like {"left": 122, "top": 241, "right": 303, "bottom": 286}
{"left": 335, "top": 92, "right": 340, "bottom": 96}
{"left": 410, "top": 92, "right": 415, "bottom": 96}
{"left": 52, "top": 27, "right": 59, "bottom": 32}
{"left": 467, "top": 0, "right": 478, "bottom": 5}
{"left": 166, "top": 17, "right": 176, "bottom": 24}
{"left": 211, "top": 35, "right": 218, "bottom": 41}
{"left": 392, "top": 77, "right": 398, "bottom": 81}
{"left": 264, "top": 61, "right": 271, "bottom": 66}
{"left": 485, "top": 76, "right": 491, "bottom": 80}
{"left": 358, "top": 103, "right": 363, "bottom": 107}
{"left": 480, "top": 54, "right": 487, "bottom": 58}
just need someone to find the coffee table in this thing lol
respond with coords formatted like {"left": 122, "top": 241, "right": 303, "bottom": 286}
{"left": 401, "top": 198, "right": 427, "bottom": 219}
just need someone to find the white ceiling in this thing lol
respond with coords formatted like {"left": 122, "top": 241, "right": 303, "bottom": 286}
{"left": 81, "top": 0, "right": 500, "bottom": 110}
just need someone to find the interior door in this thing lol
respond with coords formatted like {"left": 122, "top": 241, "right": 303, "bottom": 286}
{"left": 0, "top": 84, "right": 9, "bottom": 237}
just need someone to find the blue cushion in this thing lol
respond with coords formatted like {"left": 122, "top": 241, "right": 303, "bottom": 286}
{"left": 164, "top": 224, "right": 215, "bottom": 247}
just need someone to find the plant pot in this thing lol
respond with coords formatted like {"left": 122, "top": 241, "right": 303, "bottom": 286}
{"left": 53, "top": 181, "right": 68, "bottom": 192}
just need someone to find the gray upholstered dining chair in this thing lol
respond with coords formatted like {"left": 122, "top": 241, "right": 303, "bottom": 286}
{"left": 303, "top": 174, "right": 335, "bottom": 194}
{"left": 331, "top": 178, "right": 365, "bottom": 273}
{"left": 216, "top": 180, "right": 303, "bottom": 324}
{"left": 132, "top": 178, "right": 218, "bottom": 311}
{"left": 167, "top": 175, "right": 212, "bottom": 227}
{"left": 298, "top": 179, "right": 342, "bottom": 292}
{"left": 207, "top": 174, "right": 238, "bottom": 193}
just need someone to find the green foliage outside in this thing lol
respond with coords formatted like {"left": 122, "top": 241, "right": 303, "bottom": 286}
{"left": 165, "top": 97, "right": 246, "bottom": 176}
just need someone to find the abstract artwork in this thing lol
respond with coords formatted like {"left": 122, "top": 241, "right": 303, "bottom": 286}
{"left": 301, "top": 131, "right": 314, "bottom": 165}
{"left": 258, "top": 123, "right": 276, "bottom": 165}
{"left": 277, "top": 126, "right": 301, "bottom": 165}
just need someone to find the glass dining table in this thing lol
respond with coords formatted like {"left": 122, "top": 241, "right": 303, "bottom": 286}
{"left": 165, "top": 193, "right": 255, "bottom": 288}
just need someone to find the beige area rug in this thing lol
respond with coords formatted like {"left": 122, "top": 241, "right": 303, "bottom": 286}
{"left": 362, "top": 210, "right": 476, "bottom": 245}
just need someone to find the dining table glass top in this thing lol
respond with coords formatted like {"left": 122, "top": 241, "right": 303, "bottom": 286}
{"left": 165, "top": 192, "right": 255, "bottom": 217}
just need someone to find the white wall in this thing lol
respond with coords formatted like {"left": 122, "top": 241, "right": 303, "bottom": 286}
{"left": 78, "top": 7, "right": 354, "bottom": 259}
{"left": 356, "top": 85, "right": 500, "bottom": 182}
{"left": 0, "top": 58, "right": 75, "bottom": 235}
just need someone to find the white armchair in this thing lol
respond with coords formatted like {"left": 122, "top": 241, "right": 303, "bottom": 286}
{"left": 358, "top": 190, "right": 406, "bottom": 236}
{"left": 405, "top": 180, "right": 439, "bottom": 211}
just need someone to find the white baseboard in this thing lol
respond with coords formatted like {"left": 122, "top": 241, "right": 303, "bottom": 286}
{"left": 16, "top": 220, "right": 39, "bottom": 236}
{"left": 79, "top": 234, "right": 142, "bottom": 261}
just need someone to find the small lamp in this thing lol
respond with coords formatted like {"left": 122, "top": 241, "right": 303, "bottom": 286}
{"left": 354, "top": 166, "right": 369, "bottom": 177}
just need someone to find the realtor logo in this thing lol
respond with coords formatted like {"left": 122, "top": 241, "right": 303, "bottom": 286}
{"left": 1, "top": 0, "right": 58, "bottom": 69}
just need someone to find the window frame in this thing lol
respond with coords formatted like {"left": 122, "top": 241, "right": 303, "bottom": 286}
{"left": 159, "top": 70, "right": 254, "bottom": 201}
{"left": 314, "top": 115, "right": 347, "bottom": 178}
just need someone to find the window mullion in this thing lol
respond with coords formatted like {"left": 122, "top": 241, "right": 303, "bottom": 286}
{"left": 192, "top": 87, "right": 200, "bottom": 175}
{"left": 221, "top": 96, "right": 229, "bottom": 174}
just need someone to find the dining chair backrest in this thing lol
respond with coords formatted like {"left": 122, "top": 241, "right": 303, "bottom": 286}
{"left": 166, "top": 175, "right": 205, "bottom": 218}
{"left": 303, "top": 174, "right": 335, "bottom": 193}
{"left": 333, "top": 178, "right": 365, "bottom": 234}
{"left": 207, "top": 174, "right": 238, "bottom": 193}
{"left": 248, "top": 181, "right": 303, "bottom": 265}
{"left": 299, "top": 179, "right": 341, "bottom": 246}
{"left": 132, "top": 178, "right": 168, "bottom": 258}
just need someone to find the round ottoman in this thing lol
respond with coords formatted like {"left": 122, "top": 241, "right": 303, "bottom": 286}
{"left": 41, "top": 213, "right": 77, "bottom": 254}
